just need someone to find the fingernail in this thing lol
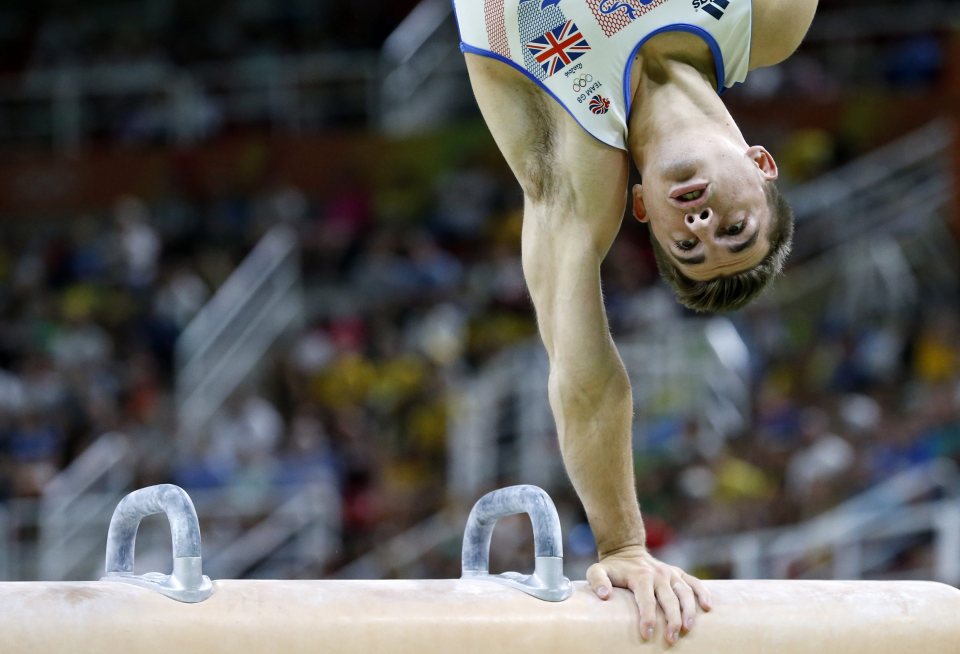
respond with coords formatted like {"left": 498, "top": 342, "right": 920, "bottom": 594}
{"left": 672, "top": 630, "right": 680, "bottom": 642}
{"left": 597, "top": 586, "right": 610, "bottom": 599}
{"left": 646, "top": 627, "right": 654, "bottom": 639}
{"left": 686, "top": 618, "right": 694, "bottom": 630}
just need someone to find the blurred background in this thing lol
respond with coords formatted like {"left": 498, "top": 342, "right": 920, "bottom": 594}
{"left": 0, "top": 0, "right": 958, "bottom": 587}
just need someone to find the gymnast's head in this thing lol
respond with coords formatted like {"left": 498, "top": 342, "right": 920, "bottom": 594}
{"left": 630, "top": 133, "right": 794, "bottom": 313}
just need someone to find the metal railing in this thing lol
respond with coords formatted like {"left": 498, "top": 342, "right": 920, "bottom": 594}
{"left": 7, "top": 476, "right": 341, "bottom": 582}
{"left": 377, "top": 0, "right": 467, "bottom": 135}
{"left": 332, "top": 511, "right": 462, "bottom": 580}
{"left": 770, "top": 119, "right": 957, "bottom": 316}
{"left": 2, "top": 51, "right": 378, "bottom": 151}
{"left": 38, "top": 432, "right": 136, "bottom": 581}
{"left": 447, "top": 317, "right": 752, "bottom": 501}
{"left": 789, "top": 120, "right": 952, "bottom": 254}
{"left": 126, "top": 482, "right": 342, "bottom": 582}
{"left": 659, "top": 459, "right": 960, "bottom": 586}
{"left": 176, "top": 224, "right": 303, "bottom": 441}
{"left": 201, "top": 478, "right": 342, "bottom": 580}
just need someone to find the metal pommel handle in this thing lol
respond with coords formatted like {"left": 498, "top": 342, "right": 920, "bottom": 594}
{"left": 101, "top": 484, "right": 213, "bottom": 603}
{"left": 461, "top": 485, "right": 572, "bottom": 602}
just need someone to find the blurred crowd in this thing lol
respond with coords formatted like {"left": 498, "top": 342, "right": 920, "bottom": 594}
{"left": 0, "top": 1, "right": 957, "bottom": 581}
{"left": 1, "top": 0, "right": 420, "bottom": 73}
{"left": 0, "top": 0, "right": 953, "bottom": 147}
{"left": 0, "top": 138, "right": 543, "bottom": 570}
{"left": 0, "top": 0, "right": 946, "bottom": 74}
{"left": 0, "top": 124, "right": 957, "bottom": 579}
{"left": 0, "top": 193, "right": 220, "bottom": 500}
{"left": 618, "top": 303, "right": 960, "bottom": 576}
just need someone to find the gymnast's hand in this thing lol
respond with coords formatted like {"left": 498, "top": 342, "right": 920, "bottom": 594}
{"left": 586, "top": 545, "right": 712, "bottom": 646}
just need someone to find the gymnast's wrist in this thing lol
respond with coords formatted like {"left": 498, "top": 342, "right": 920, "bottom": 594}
{"left": 596, "top": 537, "right": 647, "bottom": 559}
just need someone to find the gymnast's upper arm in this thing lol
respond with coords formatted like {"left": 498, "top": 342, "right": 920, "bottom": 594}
{"left": 463, "top": 54, "right": 629, "bottom": 242}
{"left": 464, "top": 54, "right": 630, "bottom": 361}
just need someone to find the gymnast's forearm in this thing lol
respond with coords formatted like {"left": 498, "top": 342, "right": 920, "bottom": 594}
{"left": 523, "top": 228, "right": 646, "bottom": 556}
{"left": 548, "top": 341, "right": 646, "bottom": 557}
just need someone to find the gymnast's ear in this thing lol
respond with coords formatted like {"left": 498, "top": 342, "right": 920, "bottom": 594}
{"left": 631, "top": 184, "right": 648, "bottom": 223}
{"left": 747, "top": 145, "right": 779, "bottom": 181}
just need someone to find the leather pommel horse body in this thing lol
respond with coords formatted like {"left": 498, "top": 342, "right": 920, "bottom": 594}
{"left": 0, "top": 485, "right": 956, "bottom": 654}
{"left": 1, "top": 578, "right": 959, "bottom": 654}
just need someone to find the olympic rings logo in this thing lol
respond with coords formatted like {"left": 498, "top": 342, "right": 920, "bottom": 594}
{"left": 572, "top": 74, "right": 594, "bottom": 92}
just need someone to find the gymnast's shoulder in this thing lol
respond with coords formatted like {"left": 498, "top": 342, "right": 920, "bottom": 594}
{"left": 749, "top": 0, "right": 819, "bottom": 69}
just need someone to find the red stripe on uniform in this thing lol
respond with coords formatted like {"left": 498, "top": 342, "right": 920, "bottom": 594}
{"left": 484, "top": 0, "right": 511, "bottom": 58}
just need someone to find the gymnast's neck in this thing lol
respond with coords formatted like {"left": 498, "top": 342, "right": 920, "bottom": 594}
{"left": 626, "top": 48, "right": 748, "bottom": 175}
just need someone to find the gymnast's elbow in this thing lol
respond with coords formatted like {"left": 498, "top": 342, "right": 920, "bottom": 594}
{"left": 547, "top": 358, "right": 632, "bottom": 415}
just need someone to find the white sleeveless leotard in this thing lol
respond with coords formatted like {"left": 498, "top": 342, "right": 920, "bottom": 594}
{"left": 453, "top": 0, "right": 752, "bottom": 150}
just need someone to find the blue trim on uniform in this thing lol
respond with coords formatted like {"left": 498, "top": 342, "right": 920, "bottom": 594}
{"left": 622, "top": 24, "right": 726, "bottom": 120}
{"left": 460, "top": 42, "right": 622, "bottom": 150}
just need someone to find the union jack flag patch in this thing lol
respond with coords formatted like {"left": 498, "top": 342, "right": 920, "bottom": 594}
{"left": 525, "top": 20, "right": 591, "bottom": 77}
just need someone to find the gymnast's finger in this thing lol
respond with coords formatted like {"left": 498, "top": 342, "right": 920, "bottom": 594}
{"left": 672, "top": 579, "right": 698, "bottom": 633}
{"left": 586, "top": 563, "right": 613, "bottom": 600}
{"left": 633, "top": 581, "right": 658, "bottom": 641}
{"left": 683, "top": 572, "right": 712, "bottom": 611}
{"left": 654, "top": 577, "right": 682, "bottom": 644}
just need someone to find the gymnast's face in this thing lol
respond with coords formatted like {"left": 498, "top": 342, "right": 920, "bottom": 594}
{"left": 632, "top": 139, "right": 779, "bottom": 281}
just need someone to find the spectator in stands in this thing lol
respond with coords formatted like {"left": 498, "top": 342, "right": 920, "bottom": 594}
{"left": 113, "top": 196, "right": 161, "bottom": 289}
{"left": 785, "top": 408, "right": 856, "bottom": 516}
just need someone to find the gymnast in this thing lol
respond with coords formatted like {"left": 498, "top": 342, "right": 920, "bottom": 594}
{"left": 452, "top": 0, "right": 818, "bottom": 645}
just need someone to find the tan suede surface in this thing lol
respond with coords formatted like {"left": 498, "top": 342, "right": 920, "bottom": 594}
{"left": 0, "top": 579, "right": 957, "bottom": 653}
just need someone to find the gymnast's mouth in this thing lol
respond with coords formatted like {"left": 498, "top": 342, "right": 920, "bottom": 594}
{"left": 669, "top": 183, "right": 709, "bottom": 208}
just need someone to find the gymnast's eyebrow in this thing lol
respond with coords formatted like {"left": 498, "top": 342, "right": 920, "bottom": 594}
{"left": 674, "top": 229, "right": 759, "bottom": 266}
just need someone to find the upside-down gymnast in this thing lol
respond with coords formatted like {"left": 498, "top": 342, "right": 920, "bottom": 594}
{"left": 453, "top": 0, "right": 818, "bottom": 645}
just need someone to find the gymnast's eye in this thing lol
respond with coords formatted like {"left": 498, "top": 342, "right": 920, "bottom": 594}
{"left": 725, "top": 221, "right": 745, "bottom": 236}
{"left": 676, "top": 238, "right": 698, "bottom": 251}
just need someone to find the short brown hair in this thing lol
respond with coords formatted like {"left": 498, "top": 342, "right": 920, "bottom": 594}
{"left": 650, "top": 182, "right": 794, "bottom": 313}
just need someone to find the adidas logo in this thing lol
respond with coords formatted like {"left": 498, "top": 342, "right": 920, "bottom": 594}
{"left": 692, "top": 0, "right": 728, "bottom": 20}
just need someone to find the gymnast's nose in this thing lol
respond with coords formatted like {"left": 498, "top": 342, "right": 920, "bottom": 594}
{"left": 685, "top": 207, "right": 714, "bottom": 234}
